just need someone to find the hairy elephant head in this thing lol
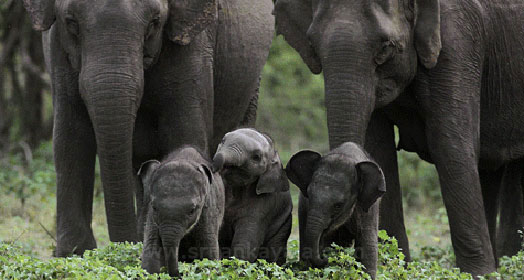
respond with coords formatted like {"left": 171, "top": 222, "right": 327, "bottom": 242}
{"left": 212, "top": 128, "right": 289, "bottom": 194}
{"left": 138, "top": 147, "right": 214, "bottom": 277}
{"left": 285, "top": 142, "right": 386, "bottom": 267}
{"left": 275, "top": 0, "right": 441, "bottom": 145}
{"left": 23, "top": 0, "right": 217, "bottom": 240}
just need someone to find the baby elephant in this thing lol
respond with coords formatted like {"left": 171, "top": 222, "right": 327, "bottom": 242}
{"left": 212, "top": 128, "right": 292, "bottom": 264}
{"left": 138, "top": 146, "right": 225, "bottom": 277}
{"left": 286, "top": 142, "right": 386, "bottom": 279}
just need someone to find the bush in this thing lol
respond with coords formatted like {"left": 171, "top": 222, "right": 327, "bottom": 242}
{"left": 2, "top": 231, "right": 523, "bottom": 279}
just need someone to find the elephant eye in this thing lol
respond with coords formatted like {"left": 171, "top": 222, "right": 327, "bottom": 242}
{"left": 375, "top": 41, "right": 397, "bottom": 66}
{"left": 252, "top": 153, "right": 261, "bottom": 162}
{"left": 65, "top": 16, "right": 79, "bottom": 36}
{"left": 333, "top": 203, "right": 344, "bottom": 212}
{"left": 145, "top": 17, "right": 160, "bottom": 40}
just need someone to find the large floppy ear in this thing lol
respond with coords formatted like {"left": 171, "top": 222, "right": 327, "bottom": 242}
{"left": 256, "top": 152, "right": 290, "bottom": 194}
{"left": 198, "top": 164, "right": 214, "bottom": 185}
{"left": 355, "top": 161, "right": 386, "bottom": 212}
{"left": 166, "top": 0, "right": 217, "bottom": 45}
{"left": 23, "top": 0, "right": 56, "bottom": 31}
{"left": 274, "top": 0, "right": 322, "bottom": 74}
{"left": 285, "top": 150, "right": 321, "bottom": 197}
{"left": 414, "top": 0, "right": 441, "bottom": 69}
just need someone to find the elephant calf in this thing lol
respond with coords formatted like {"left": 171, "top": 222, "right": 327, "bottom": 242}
{"left": 212, "top": 128, "right": 292, "bottom": 264}
{"left": 138, "top": 146, "right": 225, "bottom": 277}
{"left": 286, "top": 142, "right": 386, "bottom": 279}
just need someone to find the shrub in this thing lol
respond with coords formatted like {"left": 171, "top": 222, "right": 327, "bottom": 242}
{"left": 2, "top": 231, "right": 523, "bottom": 279}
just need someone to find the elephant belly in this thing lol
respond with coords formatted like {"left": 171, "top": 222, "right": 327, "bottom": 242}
{"left": 479, "top": 1, "right": 524, "bottom": 169}
{"left": 479, "top": 94, "right": 524, "bottom": 170}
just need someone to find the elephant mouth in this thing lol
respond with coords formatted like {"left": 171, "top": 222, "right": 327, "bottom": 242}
{"left": 221, "top": 165, "right": 254, "bottom": 185}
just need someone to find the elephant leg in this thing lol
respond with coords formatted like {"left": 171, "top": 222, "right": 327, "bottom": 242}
{"left": 298, "top": 194, "right": 310, "bottom": 261}
{"left": 132, "top": 110, "right": 159, "bottom": 241}
{"left": 479, "top": 167, "right": 503, "bottom": 263}
{"left": 197, "top": 232, "right": 221, "bottom": 261}
{"left": 145, "top": 31, "right": 215, "bottom": 158}
{"left": 496, "top": 161, "right": 524, "bottom": 258}
{"left": 142, "top": 217, "right": 163, "bottom": 274}
{"left": 418, "top": 56, "right": 495, "bottom": 275}
{"left": 230, "top": 219, "right": 265, "bottom": 262}
{"left": 212, "top": 0, "right": 274, "bottom": 152}
{"left": 261, "top": 213, "right": 292, "bottom": 265}
{"left": 365, "top": 111, "right": 410, "bottom": 261}
{"left": 54, "top": 95, "right": 97, "bottom": 257}
{"left": 239, "top": 85, "right": 259, "bottom": 128}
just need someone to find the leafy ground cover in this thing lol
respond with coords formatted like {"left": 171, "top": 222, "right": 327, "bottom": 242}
{"left": 1, "top": 231, "right": 523, "bottom": 279}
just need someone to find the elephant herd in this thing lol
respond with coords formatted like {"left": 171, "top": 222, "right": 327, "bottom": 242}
{"left": 22, "top": 0, "right": 524, "bottom": 278}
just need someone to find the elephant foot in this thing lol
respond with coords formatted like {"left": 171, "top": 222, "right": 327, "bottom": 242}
{"left": 55, "top": 227, "right": 97, "bottom": 257}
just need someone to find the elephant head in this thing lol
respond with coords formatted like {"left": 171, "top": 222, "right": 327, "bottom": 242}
{"left": 138, "top": 148, "right": 215, "bottom": 277}
{"left": 275, "top": 0, "right": 441, "bottom": 145}
{"left": 286, "top": 142, "right": 386, "bottom": 268}
{"left": 23, "top": 0, "right": 217, "bottom": 239}
{"left": 212, "top": 128, "right": 289, "bottom": 194}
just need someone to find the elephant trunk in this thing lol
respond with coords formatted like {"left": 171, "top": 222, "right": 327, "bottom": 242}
{"left": 79, "top": 38, "right": 144, "bottom": 242}
{"left": 163, "top": 246, "right": 180, "bottom": 277}
{"left": 212, "top": 146, "right": 246, "bottom": 172}
{"left": 160, "top": 226, "right": 184, "bottom": 277}
{"left": 322, "top": 40, "right": 376, "bottom": 148}
{"left": 303, "top": 210, "right": 328, "bottom": 267}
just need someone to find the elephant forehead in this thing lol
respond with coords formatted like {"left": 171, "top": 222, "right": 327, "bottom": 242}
{"left": 309, "top": 180, "right": 347, "bottom": 200}
{"left": 225, "top": 128, "right": 271, "bottom": 150}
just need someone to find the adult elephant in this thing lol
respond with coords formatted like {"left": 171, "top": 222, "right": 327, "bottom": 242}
{"left": 275, "top": 0, "right": 524, "bottom": 276}
{"left": 23, "top": 0, "right": 274, "bottom": 257}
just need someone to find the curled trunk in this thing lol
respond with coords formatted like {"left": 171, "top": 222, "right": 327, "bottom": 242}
{"left": 212, "top": 148, "right": 246, "bottom": 172}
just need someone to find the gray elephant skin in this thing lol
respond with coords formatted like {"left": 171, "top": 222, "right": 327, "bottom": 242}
{"left": 212, "top": 128, "right": 292, "bottom": 264}
{"left": 23, "top": 0, "right": 274, "bottom": 256}
{"left": 275, "top": 0, "right": 524, "bottom": 275}
{"left": 286, "top": 142, "right": 385, "bottom": 279}
{"left": 138, "top": 146, "right": 225, "bottom": 277}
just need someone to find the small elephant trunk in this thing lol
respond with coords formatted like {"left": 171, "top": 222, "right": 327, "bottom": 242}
{"left": 163, "top": 246, "right": 180, "bottom": 277}
{"left": 303, "top": 212, "right": 328, "bottom": 267}
{"left": 212, "top": 149, "right": 244, "bottom": 172}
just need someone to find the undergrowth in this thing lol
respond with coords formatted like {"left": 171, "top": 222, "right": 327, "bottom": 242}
{"left": 1, "top": 230, "right": 523, "bottom": 279}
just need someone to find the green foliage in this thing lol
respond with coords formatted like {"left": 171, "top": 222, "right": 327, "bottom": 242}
{"left": 0, "top": 142, "right": 55, "bottom": 207}
{"left": 1, "top": 232, "right": 523, "bottom": 280}
{"left": 257, "top": 36, "right": 328, "bottom": 156}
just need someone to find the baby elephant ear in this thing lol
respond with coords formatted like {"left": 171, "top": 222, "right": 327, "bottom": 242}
{"left": 356, "top": 161, "right": 386, "bottom": 212}
{"left": 23, "top": 0, "right": 56, "bottom": 31}
{"left": 167, "top": 0, "right": 217, "bottom": 45}
{"left": 137, "top": 160, "right": 161, "bottom": 185}
{"left": 198, "top": 164, "right": 214, "bottom": 185}
{"left": 256, "top": 153, "right": 290, "bottom": 195}
{"left": 285, "top": 150, "right": 321, "bottom": 197}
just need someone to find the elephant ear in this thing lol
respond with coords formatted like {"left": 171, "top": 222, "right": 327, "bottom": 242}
{"left": 256, "top": 152, "right": 290, "bottom": 194}
{"left": 198, "top": 164, "right": 214, "bottom": 185}
{"left": 274, "top": 0, "right": 322, "bottom": 74}
{"left": 22, "top": 0, "right": 56, "bottom": 31}
{"left": 137, "top": 160, "right": 161, "bottom": 188}
{"left": 414, "top": 0, "right": 441, "bottom": 69}
{"left": 355, "top": 161, "right": 386, "bottom": 212}
{"left": 167, "top": 0, "right": 217, "bottom": 45}
{"left": 285, "top": 150, "right": 322, "bottom": 197}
